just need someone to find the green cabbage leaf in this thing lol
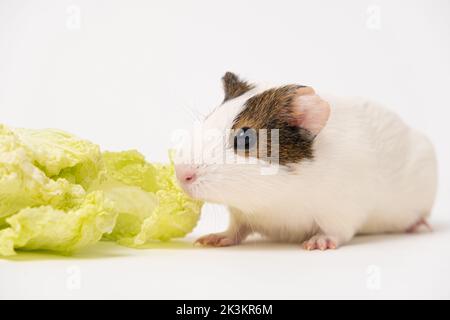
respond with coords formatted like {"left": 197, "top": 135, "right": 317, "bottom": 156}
{"left": 0, "top": 125, "right": 202, "bottom": 256}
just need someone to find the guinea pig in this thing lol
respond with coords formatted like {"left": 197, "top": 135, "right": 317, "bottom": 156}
{"left": 174, "top": 72, "right": 438, "bottom": 250}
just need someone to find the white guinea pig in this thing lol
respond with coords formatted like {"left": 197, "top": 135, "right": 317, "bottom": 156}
{"left": 174, "top": 72, "right": 438, "bottom": 250}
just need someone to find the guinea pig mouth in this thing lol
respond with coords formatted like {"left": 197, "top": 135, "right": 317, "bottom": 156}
{"left": 177, "top": 182, "right": 193, "bottom": 196}
{"left": 177, "top": 180, "right": 199, "bottom": 199}
{"left": 178, "top": 182, "right": 215, "bottom": 203}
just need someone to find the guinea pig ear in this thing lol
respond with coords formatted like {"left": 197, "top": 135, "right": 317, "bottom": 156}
{"left": 222, "top": 72, "right": 254, "bottom": 102}
{"left": 289, "top": 87, "right": 330, "bottom": 137}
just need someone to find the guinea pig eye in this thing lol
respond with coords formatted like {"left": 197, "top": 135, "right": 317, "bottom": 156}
{"left": 234, "top": 127, "right": 257, "bottom": 151}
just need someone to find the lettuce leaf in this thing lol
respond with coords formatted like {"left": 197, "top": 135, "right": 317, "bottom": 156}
{"left": 0, "top": 125, "right": 86, "bottom": 223}
{"left": 13, "top": 127, "right": 102, "bottom": 189}
{"left": 133, "top": 163, "right": 202, "bottom": 243}
{"left": 101, "top": 150, "right": 158, "bottom": 193}
{"left": 0, "top": 124, "right": 202, "bottom": 256}
{"left": 0, "top": 192, "right": 117, "bottom": 256}
{"left": 97, "top": 152, "right": 202, "bottom": 247}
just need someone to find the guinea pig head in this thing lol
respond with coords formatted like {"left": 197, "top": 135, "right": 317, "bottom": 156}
{"left": 174, "top": 72, "right": 330, "bottom": 209}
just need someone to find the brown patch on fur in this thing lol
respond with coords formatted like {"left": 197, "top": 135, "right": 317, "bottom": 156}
{"left": 222, "top": 72, "right": 255, "bottom": 102}
{"left": 231, "top": 85, "right": 316, "bottom": 165}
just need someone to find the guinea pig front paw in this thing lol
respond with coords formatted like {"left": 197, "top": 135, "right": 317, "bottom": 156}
{"left": 195, "top": 233, "right": 239, "bottom": 247}
{"left": 302, "top": 234, "right": 338, "bottom": 251}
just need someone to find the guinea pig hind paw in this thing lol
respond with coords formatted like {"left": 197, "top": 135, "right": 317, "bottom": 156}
{"left": 302, "top": 235, "right": 338, "bottom": 251}
{"left": 195, "top": 233, "right": 238, "bottom": 247}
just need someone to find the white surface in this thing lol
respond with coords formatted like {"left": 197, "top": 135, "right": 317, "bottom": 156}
{"left": 1, "top": 220, "right": 450, "bottom": 299}
{"left": 1, "top": 0, "right": 450, "bottom": 299}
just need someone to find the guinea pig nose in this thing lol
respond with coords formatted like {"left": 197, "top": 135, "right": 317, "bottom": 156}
{"left": 175, "top": 164, "right": 198, "bottom": 184}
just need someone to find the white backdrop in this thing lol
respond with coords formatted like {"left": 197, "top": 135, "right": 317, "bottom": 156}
{"left": 1, "top": 0, "right": 449, "bottom": 299}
